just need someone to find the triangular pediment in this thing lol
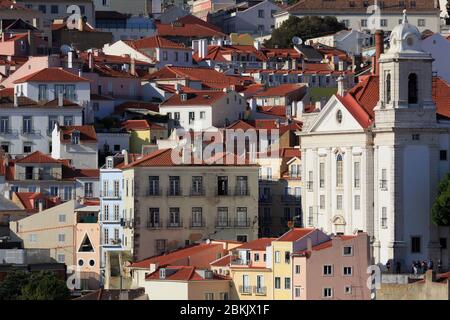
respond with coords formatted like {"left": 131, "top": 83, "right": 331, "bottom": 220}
{"left": 78, "top": 233, "right": 94, "bottom": 252}
{"left": 307, "top": 95, "right": 366, "bottom": 134}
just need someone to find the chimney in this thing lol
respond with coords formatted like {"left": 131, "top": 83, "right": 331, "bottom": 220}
{"left": 337, "top": 76, "right": 345, "bottom": 96}
{"left": 88, "top": 52, "right": 94, "bottom": 71}
{"left": 27, "top": 30, "right": 35, "bottom": 56}
{"left": 38, "top": 200, "right": 43, "bottom": 212}
{"left": 13, "top": 93, "right": 18, "bottom": 107}
{"left": 130, "top": 58, "right": 136, "bottom": 76}
{"left": 199, "top": 39, "right": 207, "bottom": 59}
{"left": 338, "top": 61, "right": 344, "bottom": 71}
{"left": 174, "top": 82, "right": 182, "bottom": 93}
{"left": 78, "top": 69, "right": 83, "bottom": 78}
{"left": 306, "top": 237, "right": 312, "bottom": 252}
{"left": 68, "top": 51, "right": 74, "bottom": 69}
{"left": 374, "top": 30, "right": 384, "bottom": 75}
{"left": 58, "top": 92, "right": 63, "bottom": 106}
{"left": 122, "top": 149, "right": 129, "bottom": 165}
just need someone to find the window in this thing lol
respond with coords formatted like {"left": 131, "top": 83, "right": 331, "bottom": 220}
{"left": 51, "top": 5, "right": 58, "bottom": 13}
{"left": 113, "top": 205, "right": 120, "bottom": 221}
{"left": 22, "top": 116, "right": 32, "bottom": 134}
{"left": 169, "top": 176, "right": 180, "bottom": 196}
{"left": 254, "top": 253, "right": 260, "bottom": 261}
{"left": 0, "top": 117, "right": 9, "bottom": 134}
{"left": 336, "top": 154, "right": 343, "bottom": 187}
{"left": 58, "top": 234, "right": 65, "bottom": 242}
{"left": 285, "top": 251, "right": 290, "bottom": 264}
{"left": 295, "top": 287, "right": 301, "bottom": 298}
{"left": 408, "top": 73, "right": 418, "bottom": 104}
{"left": 200, "top": 111, "right": 206, "bottom": 119}
{"left": 361, "top": 19, "right": 367, "bottom": 27}
{"left": 440, "top": 150, "right": 447, "bottom": 161}
{"left": 284, "top": 277, "right": 291, "bottom": 289}
{"left": 323, "top": 265, "right": 333, "bottom": 276}
{"left": 345, "top": 286, "right": 352, "bottom": 294}
{"left": 57, "top": 254, "right": 65, "bottom": 263}
{"left": 63, "top": 116, "right": 73, "bottom": 126}
{"left": 174, "top": 112, "right": 180, "bottom": 120}
{"left": 104, "top": 204, "right": 109, "bottom": 221}
{"left": 385, "top": 73, "right": 391, "bottom": 104}
{"left": 155, "top": 239, "right": 167, "bottom": 255}
{"left": 169, "top": 208, "right": 181, "bottom": 227}
{"left": 411, "top": 236, "right": 421, "bottom": 253}
{"left": 236, "top": 176, "right": 248, "bottom": 195}
{"left": 381, "top": 207, "right": 387, "bottom": 228}
{"left": 275, "top": 251, "right": 280, "bottom": 263}
{"left": 162, "top": 51, "right": 168, "bottom": 61}
{"left": 38, "top": 84, "right": 47, "bottom": 101}
{"left": 84, "top": 182, "right": 93, "bottom": 197}
{"left": 50, "top": 186, "right": 59, "bottom": 197}
{"left": 114, "top": 229, "right": 119, "bottom": 241}
{"left": 29, "top": 234, "right": 37, "bottom": 242}
{"left": 204, "top": 293, "right": 214, "bottom": 300}
{"left": 295, "top": 265, "right": 301, "bottom": 274}
{"left": 38, "top": 5, "right": 46, "bottom": 13}
{"left": 440, "top": 238, "right": 447, "bottom": 249}
{"left": 174, "top": 52, "right": 179, "bottom": 62}
{"left": 380, "top": 169, "right": 388, "bottom": 189}
{"left": 319, "top": 162, "right": 325, "bottom": 188}
{"left": 71, "top": 132, "right": 80, "bottom": 144}
{"left": 59, "top": 214, "right": 66, "bottom": 223}
{"left": 380, "top": 19, "right": 387, "bottom": 27}
{"left": 236, "top": 207, "right": 248, "bottom": 227}
{"left": 337, "top": 195, "right": 343, "bottom": 210}
{"left": 354, "top": 162, "right": 360, "bottom": 188}
{"left": 217, "top": 207, "right": 228, "bottom": 227}
{"left": 308, "top": 206, "right": 314, "bottom": 226}
{"left": 418, "top": 19, "right": 425, "bottom": 27}
{"left": 354, "top": 195, "right": 360, "bottom": 210}
{"left": 320, "top": 195, "right": 325, "bottom": 210}
{"left": 323, "top": 288, "right": 333, "bottom": 298}
{"left": 274, "top": 277, "right": 281, "bottom": 289}
{"left": 188, "top": 111, "right": 195, "bottom": 124}
{"left": 184, "top": 52, "right": 189, "bottom": 62}
{"left": 191, "top": 207, "right": 203, "bottom": 227}
{"left": 148, "top": 208, "right": 160, "bottom": 228}
{"left": 63, "top": 186, "right": 72, "bottom": 201}
{"left": 191, "top": 176, "right": 203, "bottom": 195}
{"left": 23, "top": 142, "right": 32, "bottom": 153}
{"left": 258, "top": 10, "right": 264, "bottom": 18}
{"left": 307, "top": 171, "right": 313, "bottom": 191}
{"left": 336, "top": 110, "right": 343, "bottom": 123}
{"left": 48, "top": 116, "right": 58, "bottom": 135}
{"left": 342, "top": 19, "right": 350, "bottom": 27}
{"left": 343, "top": 246, "right": 353, "bottom": 256}
{"left": 343, "top": 266, "right": 353, "bottom": 276}
{"left": 412, "top": 134, "right": 420, "bottom": 141}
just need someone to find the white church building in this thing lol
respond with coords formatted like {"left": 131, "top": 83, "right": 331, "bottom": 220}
{"left": 298, "top": 13, "right": 450, "bottom": 270}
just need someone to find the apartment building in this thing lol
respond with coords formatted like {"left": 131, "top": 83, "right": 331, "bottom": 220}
{"left": 121, "top": 148, "right": 259, "bottom": 261}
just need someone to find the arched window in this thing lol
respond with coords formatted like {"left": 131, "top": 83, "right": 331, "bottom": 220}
{"left": 408, "top": 73, "right": 418, "bottom": 104}
{"left": 336, "top": 154, "right": 343, "bottom": 187}
{"left": 385, "top": 73, "right": 391, "bottom": 104}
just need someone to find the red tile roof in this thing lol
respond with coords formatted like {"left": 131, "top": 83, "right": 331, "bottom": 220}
{"left": 254, "top": 83, "right": 306, "bottom": 97}
{"left": 145, "top": 266, "right": 229, "bottom": 281}
{"left": 15, "top": 151, "right": 62, "bottom": 164}
{"left": 277, "top": 228, "right": 315, "bottom": 242}
{"left": 130, "top": 243, "right": 223, "bottom": 269}
{"left": 281, "top": 147, "right": 301, "bottom": 159}
{"left": 121, "top": 120, "right": 150, "bottom": 131}
{"left": 13, "top": 68, "right": 90, "bottom": 84}
{"left": 59, "top": 125, "right": 97, "bottom": 143}
{"left": 160, "top": 90, "right": 226, "bottom": 107}
{"left": 236, "top": 238, "right": 276, "bottom": 251}
{"left": 194, "top": 45, "right": 268, "bottom": 63}
{"left": 156, "top": 15, "right": 225, "bottom": 38}
{"left": 14, "top": 192, "right": 60, "bottom": 213}
{"left": 125, "top": 35, "right": 189, "bottom": 50}
{"left": 210, "top": 254, "right": 231, "bottom": 267}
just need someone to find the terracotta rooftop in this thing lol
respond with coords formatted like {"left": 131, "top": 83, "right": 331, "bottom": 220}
{"left": 125, "top": 35, "right": 189, "bottom": 50}
{"left": 277, "top": 228, "right": 315, "bottom": 242}
{"left": 236, "top": 238, "right": 276, "bottom": 251}
{"left": 254, "top": 83, "right": 307, "bottom": 97}
{"left": 15, "top": 151, "right": 62, "bottom": 164}
{"left": 13, "top": 68, "right": 90, "bottom": 84}
{"left": 59, "top": 125, "right": 97, "bottom": 143}
{"left": 160, "top": 90, "right": 226, "bottom": 107}
{"left": 145, "top": 266, "right": 229, "bottom": 281}
{"left": 156, "top": 15, "right": 225, "bottom": 38}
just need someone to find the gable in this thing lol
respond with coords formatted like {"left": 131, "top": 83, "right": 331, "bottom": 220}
{"left": 308, "top": 96, "right": 366, "bottom": 133}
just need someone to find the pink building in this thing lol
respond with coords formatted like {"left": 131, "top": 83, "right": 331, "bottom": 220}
{"left": 292, "top": 233, "right": 371, "bottom": 300}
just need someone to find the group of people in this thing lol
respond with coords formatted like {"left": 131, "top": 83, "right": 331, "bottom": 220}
{"left": 410, "top": 259, "right": 443, "bottom": 275}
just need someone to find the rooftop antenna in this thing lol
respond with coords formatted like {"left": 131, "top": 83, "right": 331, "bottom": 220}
{"left": 292, "top": 36, "right": 303, "bottom": 46}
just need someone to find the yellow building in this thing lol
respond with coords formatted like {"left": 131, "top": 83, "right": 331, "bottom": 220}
{"left": 122, "top": 120, "right": 167, "bottom": 154}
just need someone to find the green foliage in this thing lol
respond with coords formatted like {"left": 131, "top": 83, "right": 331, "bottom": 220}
{"left": 0, "top": 270, "right": 30, "bottom": 300}
{"left": 265, "top": 16, "right": 347, "bottom": 48}
{"left": 432, "top": 173, "right": 450, "bottom": 226}
{"left": 0, "top": 270, "right": 70, "bottom": 300}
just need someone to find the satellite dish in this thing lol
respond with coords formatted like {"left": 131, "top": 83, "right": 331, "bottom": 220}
{"left": 60, "top": 44, "right": 73, "bottom": 55}
{"left": 292, "top": 36, "right": 303, "bottom": 45}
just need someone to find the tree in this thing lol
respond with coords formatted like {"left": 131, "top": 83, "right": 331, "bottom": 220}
{"left": 20, "top": 271, "right": 70, "bottom": 300}
{"left": 0, "top": 270, "right": 30, "bottom": 300}
{"left": 431, "top": 173, "right": 450, "bottom": 226}
{"left": 265, "top": 16, "right": 347, "bottom": 48}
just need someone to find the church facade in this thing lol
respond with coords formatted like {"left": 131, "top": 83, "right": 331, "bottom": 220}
{"left": 299, "top": 13, "right": 450, "bottom": 269}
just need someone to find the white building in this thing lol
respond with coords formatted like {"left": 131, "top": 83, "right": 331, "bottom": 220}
{"left": 52, "top": 124, "right": 98, "bottom": 169}
{"left": 422, "top": 33, "right": 450, "bottom": 84}
{"left": 298, "top": 15, "right": 450, "bottom": 270}
{"left": 103, "top": 36, "right": 193, "bottom": 68}
{"left": 159, "top": 89, "right": 247, "bottom": 131}
{"left": 306, "top": 29, "right": 373, "bottom": 56}
{"left": 0, "top": 90, "right": 83, "bottom": 156}
{"left": 274, "top": 0, "right": 441, "bottom": 34}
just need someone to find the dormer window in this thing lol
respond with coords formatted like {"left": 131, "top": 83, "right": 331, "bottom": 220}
{"left": 71, "top": 131, "right": 80, "bottom": 144}
{"left": 159, "top": 268, "right": 166, "bottom": 279}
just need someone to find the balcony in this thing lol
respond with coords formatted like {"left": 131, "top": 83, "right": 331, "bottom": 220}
{"left": 167, "top": 187, "right": 182, "bottom": 197}
{"left": 231, "top": 258, "right": 251, "bottom": 266}
{"left": 166, "top": 219, "right": 183, "bottom": 229}
{"left": 190, "top": 186, "right": 205, "bottom": 196}
{"left": 238, "top": 285, "right": 252, "bottom": 295}
{"left": 215, "top": 219, "right": 232, "bottom": 228}
{"left": 100, "top": 190, "right": 121, "bottom": 199}
{"left": 380, "top": 180, "right": 388, "bottom": 190}
{"left": 0, "top": 128, "right": 18, "bottom": 135}
{"left": 21, "top": 128, "right": 41, "bottom": 136}
{"left": 147, "top": 188, "right": 162, "bottom": 196}
{"left": 234, "top": 218, "right": 251, "bottom": 228}
{"left": 234, "top": 187, "right": 250, "bottom": 196}
{"left": 16, "top": 172, "right": 62, "bottom": 181}
{"left": 282, "top": 195, "right": 301, "bottom": 203}
{"left": 253, "top": 286, "right": 267, "bottom": 296}
{"left": 259, "top": 194, "right": 272, "bottom": 203}
{"left": 190, "top": 218, "right": 205, "bottom": 228}
{"left": 146, "top": 221, "right": 163, "bottom": 229}
{"left": 215, "top": 188, "right": 231, "bottom": 196}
